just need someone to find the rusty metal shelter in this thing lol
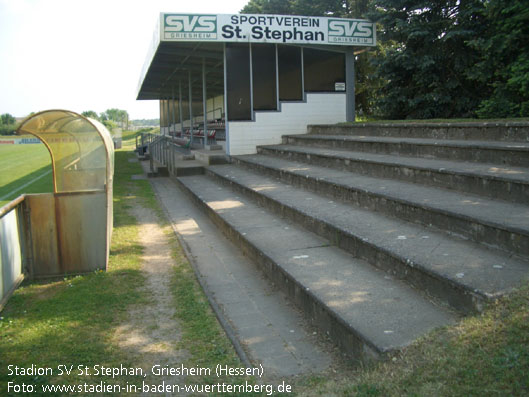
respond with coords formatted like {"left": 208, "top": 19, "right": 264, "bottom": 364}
{"left": 14, "top": 109, "right": 114, "bottom": 277}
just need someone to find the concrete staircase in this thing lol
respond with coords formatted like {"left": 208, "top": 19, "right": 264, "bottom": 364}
{"left": 174, "top": 122, "right": 529, "bottom": 363}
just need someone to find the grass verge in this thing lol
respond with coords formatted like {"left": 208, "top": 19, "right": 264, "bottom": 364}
{"left": 3, "top": 130, "right": 528, "bottom": 396}
{"left": 293, "top": 282, "right": 529, "bottom": 396}
{"left": 0, "top": 143, "right": 52, "bottom": 206}
{"left": 0, "top": 130, "right": 247, "bottom": 395}
{"left": 122, "top": 130, "right": 248, "bottom": 387}
{"left": 350, "top": 117, "right": 529, "bottom": 124}
{"left": 0, "top": 139, "right": 147, "bottom": 394}
{"left": 166, "top": 230, "right": 247, "bottom": 387}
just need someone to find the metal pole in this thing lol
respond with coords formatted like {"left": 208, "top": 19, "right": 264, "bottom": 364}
{"left": 188, "top": 71, "right": 194, "bottom": 147}
{"left": 275, "top": 44, "right": 280, "bottom": 110}
{"left": 159, "top": 100, "right": 163, "bottom": 134}
{"left": 164, "top": 98, "right": 169, "bottom": 136}
{"left": 179, "top": 80, "right": 184, "bottom": 137}
{"left": 249, "top": 43, "right": 254, "bottom": 120}
{"left": 172, "top": 87, "right": 176, "bottom": 137}
{"left": 223, "top": 43, "right": 230, "bottom": 155}
{"left": 166, "top": 98, "right": 170, "bottom": 137}
{"left": 202, "top": 58, "right": 207, "bottom": 148}
{"left": 346, "top": 47, "right": 355, "bottom": 122}
{"left": 301, "top": 47, "right": 305, "bottom": 100}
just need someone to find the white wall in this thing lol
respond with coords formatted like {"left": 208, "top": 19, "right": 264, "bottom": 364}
{"left": 227, "top": 93, "right": 346, "bottom": 156}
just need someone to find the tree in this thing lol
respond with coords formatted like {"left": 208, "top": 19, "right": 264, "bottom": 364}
{"left": 367, "top": 0, "right": 487, "bottom": 119}
{"left": 467, "top": 0, "right": 529, "bottom": 118}
{"left": 1, "top": 113, "right": 16, "bottom": 125}
{"left": 102, "top": 119, "right": 117, "bottom": 132}
{"left": 241, "top": 0, "right": 294, "bottom": 14}
{"left": 0, "top": 113, "right": 17, "bottom": 135}
{"left": 100, "top": 108, "right": 129, "bottom": 129}
{"left": 81, "top": 110, "right": 99, "bottom": 120}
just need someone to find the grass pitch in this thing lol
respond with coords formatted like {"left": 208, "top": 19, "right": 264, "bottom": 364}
{"left": 0, "top": 143, "right": 52, "bottom": 207}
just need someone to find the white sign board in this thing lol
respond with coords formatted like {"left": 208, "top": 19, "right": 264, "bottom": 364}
{"left": 161, "top": 13, "right": 376, "bottom": 47}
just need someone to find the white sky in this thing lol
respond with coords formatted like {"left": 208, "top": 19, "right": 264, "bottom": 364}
{"left": 0, "top": 0, "right": 249, "bottom": 120}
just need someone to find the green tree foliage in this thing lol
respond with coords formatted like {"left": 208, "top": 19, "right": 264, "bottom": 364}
{"left": 368, "top": 0, "right": 488, "bottom": 119}
{"left": 102, "top": 119, "right": 117, "bottom": 132}
{"left": 1, "top": 113, "right": 16, "bottom": 125}
{"left": 241, "top": 0, "right": 528, "bottom": 119}
{"left": 0, "top": 113, "right": 17, "bottom": 135}
{"left": 467, "top": 1, "right": 529, "bottom": 118}
{"left": 369, "top": 0, "right": 529, "bottom": 119}
{"left": 100, "top": 109, "right": 129, "bottom": 129}
{"left": 241, "top": 0, "right": 294, "bottom": 14}
{"left": 81, "top": 110, "right": 99, "bottom": 120}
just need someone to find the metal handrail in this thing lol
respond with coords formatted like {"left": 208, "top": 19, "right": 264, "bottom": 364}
{"left": 0, "top": 194, "right": 25, "bottom": 219}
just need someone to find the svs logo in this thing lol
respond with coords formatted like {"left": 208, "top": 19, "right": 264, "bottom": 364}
{"left": 328, "top": 20, "right": 374, "bottom": 45}
{"left": 165, "top": 15, "right": 217, "bottom": 39}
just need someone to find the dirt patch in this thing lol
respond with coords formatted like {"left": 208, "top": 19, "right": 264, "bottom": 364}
{"left": 112, "top": 202, "right": 187, "bottom": 391}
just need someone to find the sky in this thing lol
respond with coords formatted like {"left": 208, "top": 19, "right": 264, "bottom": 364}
{"left": 0, "top": 0, "right": 249, "bottom": 120}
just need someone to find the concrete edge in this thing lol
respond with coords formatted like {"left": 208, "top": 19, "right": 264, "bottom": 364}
{"left": 175, "top": 176, "right": 385, "bottom": 363}
{"left": 309, "top": 121, "right": 529, "bottom": 128}
{"left": 232, "top": 156, "right": 529, "bottom": 259}
{"left": 150, "top": 179, "right": 254, "bottom": 369}
{"left": 206, "top": 167, "right": 486, "bottom": 314}
{"left": 256, "top": 146, "right": 529, "bottom": 204}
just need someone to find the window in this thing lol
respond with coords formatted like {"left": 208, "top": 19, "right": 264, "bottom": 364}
{"left": 252, "top": 44, "right": 277, "bottom": 111}
{"left": 226, "top": 44, "right": 252, "bottom": 121}
{"left": 278, "top": 45, "right": 302, "bottom": 101}
{"left": 304, "top": 48, "right": 345, "bottom": 92}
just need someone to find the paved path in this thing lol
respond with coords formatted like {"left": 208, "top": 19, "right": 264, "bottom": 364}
{"left": 150, "top": 175, "right": 333, "bottom": 377}
{"left": 113, "top": 201, "right": 187, "bottom": 395}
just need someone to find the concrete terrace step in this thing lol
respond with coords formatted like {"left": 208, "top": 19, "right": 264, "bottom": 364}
{"left": 206, "top": 164, "right": 529, "bottom": 314}
{"left": 232, "top": 154, "right": 529, "bottom": 259}
{"left": 308, "top": 122, "right": 529, "bottom": 142}
{"left": 152, "top": 177, "right": 333, "bottom": 376}
{"left": 176, "top": 174, "right": 457, "bottom": 362}
{"left": 283, "top": 135, "right": 529, "bottom": 167}
{"left": 257, "top": 144, "right": 529, "bottom": 204}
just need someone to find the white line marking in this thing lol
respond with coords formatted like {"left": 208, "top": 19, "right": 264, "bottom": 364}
{"left": 0, "top": 169, "right": 52, "bottom": 201}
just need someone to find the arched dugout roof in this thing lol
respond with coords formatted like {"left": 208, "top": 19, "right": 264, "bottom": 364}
{"left": 16, "top": 110, "right": 114, "bottom": 194}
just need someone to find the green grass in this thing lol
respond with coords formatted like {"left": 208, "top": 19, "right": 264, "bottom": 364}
{"left": 290, "top": 284, "right": 529, "bottom": 396}
{"left": 350, "top": 116, "right": 529, "bottom": 124}
{"left": 121, "top": 130, "right": 248, "bottom": 387}
{"left": 2, "top": 129, "right": 528, "bottom": 396}
{"left": 0, "top": 130, "right": 247, "bottom": 395}
{"left": 0, "top": 143, "right": 52, "bottom": 207}
{"left": 0, "top": 137, "right": 149, "bottom": 394}
{"left": 167, "top": 231, "right": 246, "bottom": 387}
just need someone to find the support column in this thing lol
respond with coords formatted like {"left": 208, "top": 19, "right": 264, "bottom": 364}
{"left": 172, "top": 87, "right": 176, "bottom": 137}
{"left": 249, "top": 43, "right": 254, "bottom": 120}
{"left": 275, "top": 44, "right": 280, "bottom": 110}
{"left": 159, "top": 100, "right": 163, "bottom": 133}
{"left": 202, "top": 58, "right": 207, "bottom": 148}
{"left": 179, "top": 80, "right": 184, "bottom": 136}
{"left": 301, "top": 47, "right": 305, "bottom": 100}
{"left": 165, "top": 98, "right": 170, "bottom": 136}
{"left": 223, "top": 43, "right": 230, "bottom": 155}
{"left": 188, "top": 71, "right": 194, "bottom": 146}
{"left": 346, "top": 47, "right": 355, "bottom": 123}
